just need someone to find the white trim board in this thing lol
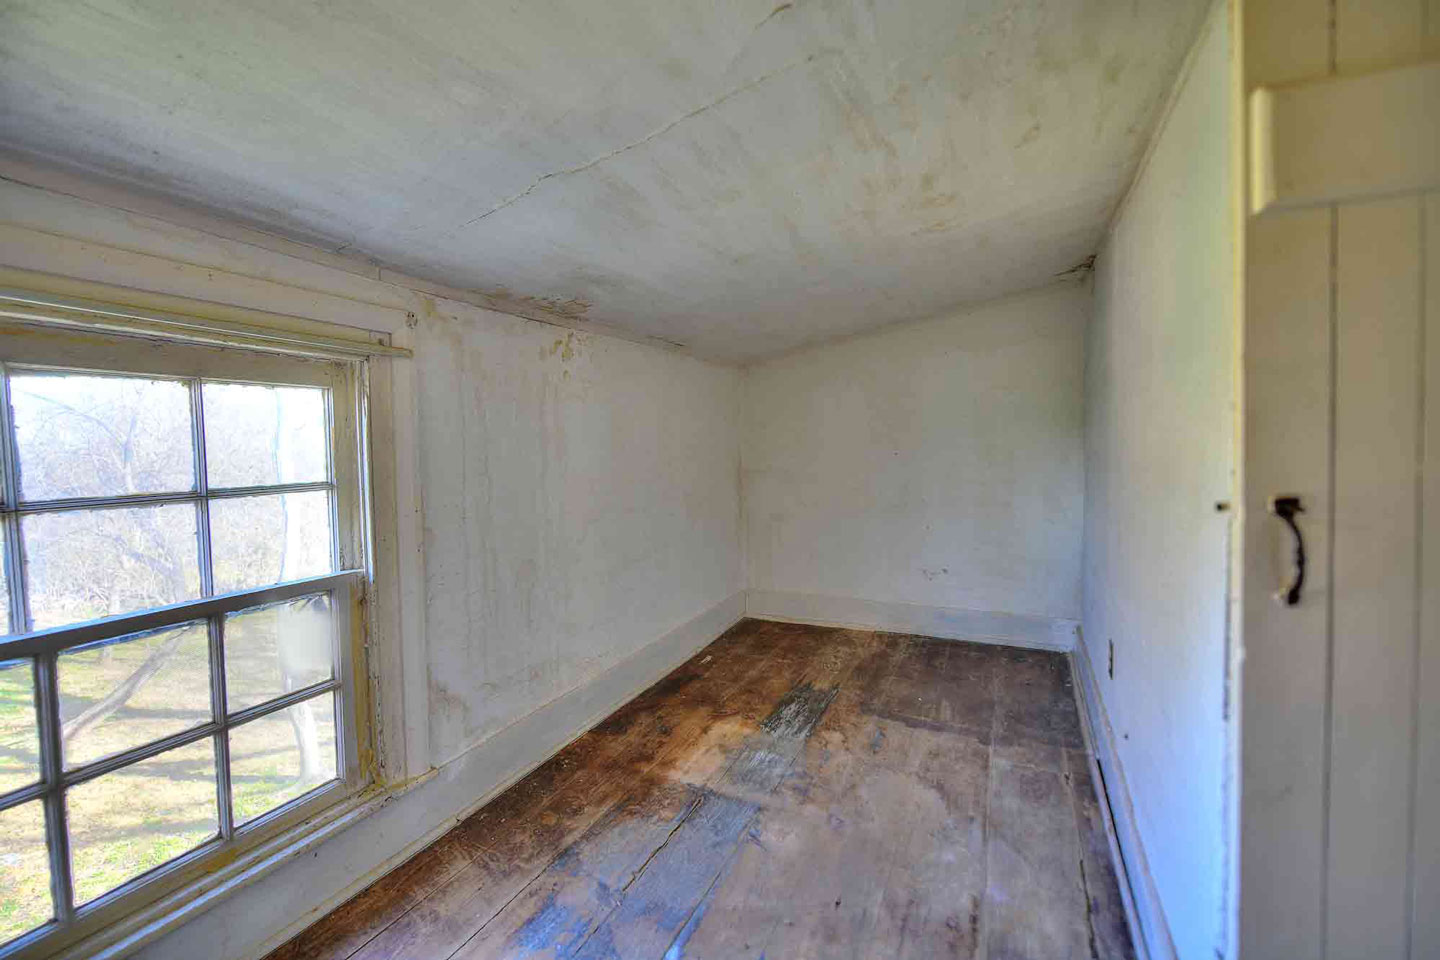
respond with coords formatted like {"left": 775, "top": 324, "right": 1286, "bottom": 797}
{"left": 745, "top": 589, "right": 1078, "bottom": 651}
{"left": 1250, "top": 58, "right": 1440, "bottom": 214}
{"left": 1071, "top": 637, "right": 1179, "bottom": 960}
{"left": 129, "top": 590, "right": 746, "bottom": 960}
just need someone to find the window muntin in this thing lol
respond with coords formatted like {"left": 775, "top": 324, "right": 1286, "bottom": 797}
{"left": 0, "top": 333, "right": 365, "bottom": 955}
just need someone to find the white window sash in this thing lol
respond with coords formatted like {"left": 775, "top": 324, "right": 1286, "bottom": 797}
{"left": 0, "top": 323, "right": 374, "bottom": 959}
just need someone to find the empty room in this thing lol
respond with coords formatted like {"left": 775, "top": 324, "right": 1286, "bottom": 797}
{"left": 0, "top": 1, "right": 1436, "bottom": 958}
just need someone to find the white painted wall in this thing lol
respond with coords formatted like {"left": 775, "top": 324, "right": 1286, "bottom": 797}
{"left": 1079, "top": 4, "right": 1233, "bottom": 958}
{"left": 0, "top": 175, "right": 745, "bottom": 959}
{"left": 744, "top": 280, "right": 1087, "bottom": 641}
{"left": 414, "top": 304, "right": 743, "bottom": 765}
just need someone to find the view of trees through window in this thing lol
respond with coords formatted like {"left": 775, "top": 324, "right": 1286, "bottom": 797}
{"left": 0, "top": 364, "right": 350, "bottom": 949}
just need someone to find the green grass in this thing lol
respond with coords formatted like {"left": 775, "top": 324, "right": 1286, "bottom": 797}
{"left": 0, "top": 662, "right": 39, "bottom": 796}
{"left": 0, "top": 630, "right": 336, "bottom": 947}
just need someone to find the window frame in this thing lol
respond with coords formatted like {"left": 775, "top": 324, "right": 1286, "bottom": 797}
{"left": 0, "top": 322, "right": 373, "bottom": 958}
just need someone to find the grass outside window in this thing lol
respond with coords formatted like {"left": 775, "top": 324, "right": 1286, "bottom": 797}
{"left": 0, "top": 333, "right": 367, "bottom": 956}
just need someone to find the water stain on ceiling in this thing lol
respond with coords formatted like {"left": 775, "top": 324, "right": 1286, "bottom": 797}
{"left": 0, "top": 0, "right": 1210, "bottom": 362}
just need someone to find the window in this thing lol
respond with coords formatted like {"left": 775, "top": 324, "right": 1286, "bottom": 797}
{"left": 0, "top": 327, "right": 368, "bottom": 955}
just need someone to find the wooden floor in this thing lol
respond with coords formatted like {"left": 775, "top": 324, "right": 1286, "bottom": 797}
{"left": 267, "top": 620, "right": 1134, "bottom": 960}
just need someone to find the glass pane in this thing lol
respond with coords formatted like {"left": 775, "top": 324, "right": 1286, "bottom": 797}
{"left": 10, "top": 372, "right": 194, "bottom": 502}
{"left": 22, "top": 503, "right": 202, "bottom": 630}
{"left": 0, "top": 526, "right": 10, "bottom": 636}
{"left": 59, "top": 622, "right": 211, "bottom": 770}
{"left": 229, "top": 691, "right": 336, "bottom": 826}
{"left": 209, "top": 491, "right": 332, "bottom": 594}
{"left": 224, "top": 594, "right": 333, "bottom": 714}
{"left": 203, "top": 383, "right": 328, "bottom": 489}
{"left": 0, "top": 801, "right": 51, "bottom": 946}
{"left": 0, "top": 659, "right": 39, "bottom": 795}
{"left": 66, "top": 738, "right": 218, "bottom": 905}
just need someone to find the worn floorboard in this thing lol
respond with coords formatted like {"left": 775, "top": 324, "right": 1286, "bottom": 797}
{"left": 266, "top": 620, "right": 1134, "bottom": 960}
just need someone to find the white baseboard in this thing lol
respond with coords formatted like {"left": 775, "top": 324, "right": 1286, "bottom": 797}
{"left": 132, "top": 591, "right": 747, "bottom": 960}
{"left": 745, "top": 588, "right": 1078, "bottom": 651}
{"left": 1071, "top": 637, "right": 1178, "bottom": 960}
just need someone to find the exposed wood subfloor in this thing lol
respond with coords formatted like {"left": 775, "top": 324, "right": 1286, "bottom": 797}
{"left": 268, "top": 619, "right": 1134, "bottom": 959}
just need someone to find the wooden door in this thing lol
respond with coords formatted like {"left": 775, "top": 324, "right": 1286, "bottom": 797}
{"left": 1240, "top": 2, "right": 1439, "bottom": 958}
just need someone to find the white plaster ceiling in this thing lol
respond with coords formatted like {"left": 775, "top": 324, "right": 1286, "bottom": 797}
{"left": 0, "top": 0, "right": 1209, "bottom": 362}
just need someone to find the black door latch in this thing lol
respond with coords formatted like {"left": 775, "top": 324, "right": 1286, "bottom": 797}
{"left": 1270, "top": 495, "right": 1305, "bottom": 606}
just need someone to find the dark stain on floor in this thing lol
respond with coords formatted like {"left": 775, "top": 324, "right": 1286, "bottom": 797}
{"left": 265, "top": 619, "right": 1135, "bottom": 960}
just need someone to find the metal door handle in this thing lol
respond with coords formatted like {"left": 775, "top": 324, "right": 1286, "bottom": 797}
{"left": 1270, "top": 495, "right": 1305, "bottom": 606}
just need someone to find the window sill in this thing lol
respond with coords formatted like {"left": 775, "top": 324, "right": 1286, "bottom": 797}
{"left": 47, "top": 770, "right": 435, "bottom": 960}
